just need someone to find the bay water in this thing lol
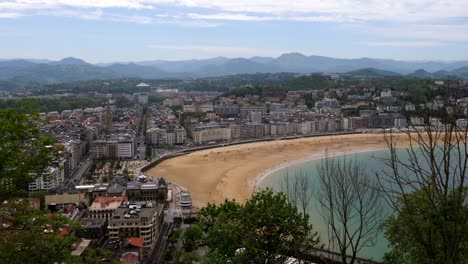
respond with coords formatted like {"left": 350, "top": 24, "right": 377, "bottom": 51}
{"left": 257, "top": 149, "right": 394, "bottom": 261}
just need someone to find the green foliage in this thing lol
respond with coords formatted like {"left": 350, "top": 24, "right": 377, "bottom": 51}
{"left": 177, "top": 189, "right": 321, "bottom": 263}
{"left": 183, "top": 224, "right": 203, "bottom": 251}
{"left": 240, "top": 189, "right": 321, "bottom": 263}
{"left": 383, "top": 188, "right": 468, "bottom": 264}
{"left": 41, "top": 78, "right": 152, "bottom": 95}
{"left": 149, "top": 94, "right": 166, "bottom": 104}
{"left": 220, "top": 86, "right": 265, "bottom": 97}
{"left": 0, "top": 199, "right": 80, "bottom": 264}
{"left": 0, "top": 105, "right": 57, "bottom": 201}
{"left": 0, "top": 97, "right": 104, "bottom": 112}
{"left": 170, "top": 105, "right": 183, "bottom": 113}
{"left": 346, "top": 68, "right": 401, "bottom": 77}
{"left": 0, "top": 105, "right": 113, "bottom": 264}
{"left": 287, "top": 74, "right": 336, "bottom": 90}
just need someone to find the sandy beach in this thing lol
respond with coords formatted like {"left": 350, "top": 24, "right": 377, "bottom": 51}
{"left": 145, "top": 133, "right": 411, "bottom": 208}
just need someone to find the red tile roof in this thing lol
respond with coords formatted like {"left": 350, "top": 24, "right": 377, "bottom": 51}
{"left": 127, "top": 237, "right": 144, "bottom": 248}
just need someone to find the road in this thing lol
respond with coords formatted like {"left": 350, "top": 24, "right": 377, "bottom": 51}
{"left": 65, "top": 155, "right": 93, "bottom": 189}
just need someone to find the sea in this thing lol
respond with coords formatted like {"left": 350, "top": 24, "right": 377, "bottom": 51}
{"left": 257, "top": 149, "right": 394, "bottom": 261}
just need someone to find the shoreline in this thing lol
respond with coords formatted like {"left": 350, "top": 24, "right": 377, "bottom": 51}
{"left": 251, "top": 147, "right": 389, "bottom": 191}
{"left": 145, "top": 133, "right": 411, "bottom": 207}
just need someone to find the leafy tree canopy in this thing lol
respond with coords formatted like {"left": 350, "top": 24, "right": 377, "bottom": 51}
{"left": 174, "top": 189, "right": 321, "bottom": 264}
{"left": 383, "top": 187, "right": 468, "bottom": 264}
{"left": 0, "top": 104, "right": 57, "bottom": 201}
{"left": 0, "top": 199, "right": 79, "bottom": 264}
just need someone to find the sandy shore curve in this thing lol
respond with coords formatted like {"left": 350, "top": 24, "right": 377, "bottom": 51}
{"left": 145, "top": 133, "right": 410, "bottom": 208}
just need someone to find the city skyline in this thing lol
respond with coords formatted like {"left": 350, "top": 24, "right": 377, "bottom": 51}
{"left": 1, "top": 0, "right": 468, "bottom": 62}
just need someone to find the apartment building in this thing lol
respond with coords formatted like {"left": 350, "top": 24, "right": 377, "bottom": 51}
{"left": 147, "top": 127, "right": 186, "bottom": 146}
{"left": 93, "top": 134, "right": 136, "bottom": 160}
{"left": 88, "top": 196, "right": 127, "bottom": 220}
{"left": 108, "top": 201, "right": 164, "bottom": 254}
{"left": 192, "top": 125, "right": 232, "bottom": 144}
{"left": 240, "top": 124, "right": 264, "bottom": 139}
{"left": 28, "top": 166, "right": 65, "bottom": 191}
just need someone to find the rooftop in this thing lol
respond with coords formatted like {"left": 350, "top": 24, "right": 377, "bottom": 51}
{"left": 71, "top": 239, "right": 92, "bottom": 256}
{"left": 79, "top": 217, "right": 106, "bottom": 227}
{"left": 111, "top": 201, "right": 163, "bottom": 222}
{"left": 127, "top": 237, "right": 144, "bottom": 248}
{"left": 89, "top": 196, "right": 127, "bottom": 210}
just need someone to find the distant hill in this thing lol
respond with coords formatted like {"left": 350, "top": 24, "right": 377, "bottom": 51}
{"left": 346, "top": 68, "right": 401, "bottom": 77}
{"left": 200, "top": 58, "right": 276, "bottom": 76}
{"left": 1, "top": 54, "right": 468, "bottom": 89}
{"left": 451, "top": 66, "right": 468, "bottom": 79}
{"left": 9, "top": 63, "right": 124, "bottom": 84}
{"left": 106, "top": 63, "right": 167, "bottom": 79}
{"left": 407, "top": 69, "right": 434, "bottom": 78}
{"left": 0, "top": 59, "right": 168, "bottom": 88}
{"left": 49, "top": 57, "right": 89, "bottom": 65}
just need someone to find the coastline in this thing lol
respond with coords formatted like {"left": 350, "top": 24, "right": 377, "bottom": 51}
{"left": 145, "top": 133, "right": 411, "bottom": 208}
{"left": 252, "top": 147, "right": 389, "bottom": 191}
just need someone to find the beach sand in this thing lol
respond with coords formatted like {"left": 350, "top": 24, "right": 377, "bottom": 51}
{"left": 145, "top": 133, "right": 410, "bottom": 208}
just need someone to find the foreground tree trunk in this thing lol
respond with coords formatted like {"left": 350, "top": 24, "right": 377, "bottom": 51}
{"left": 316, "top": 156, "right": 383, "bottom": 264}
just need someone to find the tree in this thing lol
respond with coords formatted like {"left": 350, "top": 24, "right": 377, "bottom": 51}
{"left": 178, "top": 189, "right": 321, "bottom": 263}
{"left": 0, "top": 107, "right": 111, "bottom": 264}
{"left": 0, "top": 199, "right": 79, "bottom": 263}
{"left": 280, "top": 169, "right": 314, "bottom": 217}
{"left": 382, "top": 188, "right": 468, "bottom": 264}
{"left": 316, "top": 156, "right": 383, "bottom": 264}
{"left": 0, "top": 106, "right": 57, "bottom": 201}
{"left": 380, "top": 113, "right": 468, "bottom": 264}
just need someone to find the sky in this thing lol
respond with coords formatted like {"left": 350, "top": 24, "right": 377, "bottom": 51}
{"left": 1, "top": 0, "right": 468, "bottom": 63}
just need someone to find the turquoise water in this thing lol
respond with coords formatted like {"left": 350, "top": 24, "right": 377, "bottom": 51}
{"left": 257, "top": 150, "right": 392, "bottom": 261}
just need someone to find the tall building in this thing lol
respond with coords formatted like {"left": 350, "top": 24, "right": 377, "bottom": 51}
{"left": 108, "top": 201, "right": 164, "bottom": 254}
{"left": 92, "top": 134, "right": 136, "bottom": 160}
{"left": 104, "top": 103, "right": 113, "bottom": 132}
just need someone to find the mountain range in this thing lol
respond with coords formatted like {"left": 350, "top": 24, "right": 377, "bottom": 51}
{"left": 1, "top": 53, "right": 468, "bottom": 88}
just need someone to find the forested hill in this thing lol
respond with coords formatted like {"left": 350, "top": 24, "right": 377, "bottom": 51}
{"left": 2, "top": 54, "right": 468, "bottom": 90}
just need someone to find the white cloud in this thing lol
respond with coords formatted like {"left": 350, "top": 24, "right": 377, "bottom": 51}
{"left": 187, "top": 12, "right": 356, "bottom": 23}
{"left": 358, "top": 41, "right": 441, "bottom": 47}
{"left": 172, "top": 1, "right": 468, "bottom": 22}
{"left": 1, "top": 0, "right": 468, "bottom": 23}
{"left": 0, "top": 12, "right": 24, "bottom": 18}
{"left": 109, "top": 14, "right": 154, "bottom": 24}
{"left": 1, "top": 0, "right": 468, "bottom": 40}
{"left": 187, "top": 13, "right": 278, "bottom": 21}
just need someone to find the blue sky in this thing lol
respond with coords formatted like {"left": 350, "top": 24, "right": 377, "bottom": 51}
{"left": 1, "top": 0, "right": 468, "bottom": 62}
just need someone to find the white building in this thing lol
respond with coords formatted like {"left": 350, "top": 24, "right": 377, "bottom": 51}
{"left": 394, "top": 116, "right": 407, "bottom": 129}
{"left": 147, "top": 127, "right": 186, "bottom": 146}
{"left": 183, "top": 103, "right": 214, "bottom": 113}
{"left": 192, "top": 125, "right": 232, "bottom": 144}
{"left": 93, "top": 134, "right": 136, "bottom": 160}
{"left": 297, "top": 121, "right": 312, "bottom": 134}
{"left": 29, "top": 166, "right": 64, "bottom": 191}
{"left": 405, "top": 103, "right": 416, "bottom": 112}
{"left": 251, "top": 111, "right": 262, "bottom": 124}
{"left": 410, "top": 117, "right": 425, "bottom": 126}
